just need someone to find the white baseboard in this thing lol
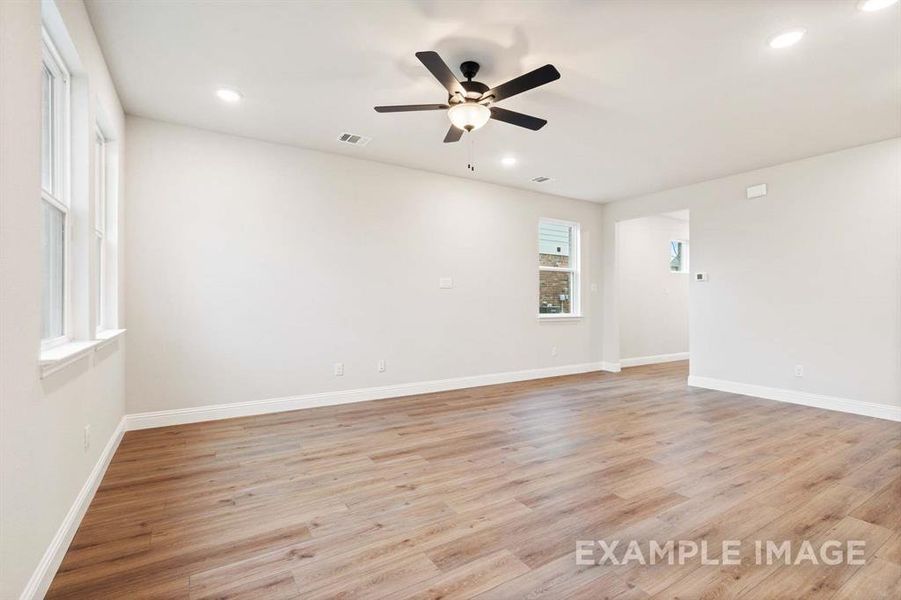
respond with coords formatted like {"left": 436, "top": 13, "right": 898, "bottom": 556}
{"left": 20, "top": 416, "right": 127, "bottom": 600}
{"left": 620, "top": 352, "right": 689, "bottom": 368}
{"left": 688, "top": 376, "right": 901, "bottom": 422}
{"left": 126, "top": 361, "right": 615, "bottom": 430}
{"left": 599, "top": 361, "right": 621, "bottom": 373}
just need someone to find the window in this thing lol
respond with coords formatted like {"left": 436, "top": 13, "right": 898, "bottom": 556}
{"left": 93, "top": 129, "right": 107, "bottom": 333}
{"left": 670, "top": 240, "right": 689, "bottom": 273}
{"left": 538, "top": 219, "right": 580, "bottom": 316}
{"left": 41, "top": 33, "right": 70, "bottom": 348}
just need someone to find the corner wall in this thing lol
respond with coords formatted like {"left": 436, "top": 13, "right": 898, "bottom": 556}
{"left": 602, "top": 138, "right": 901, "bottom": 409}
{"left": 0, "top": 1, "right": 126, "bottom": 598}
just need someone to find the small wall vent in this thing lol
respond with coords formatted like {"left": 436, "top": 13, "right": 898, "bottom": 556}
{"left": 746, "top": 183, "right": 767, "bottom": 199}
{"left": 531, "top": 176, "right": 554, "bottom": 183}
{"left": 337, "top": 132, "right": 371, "bottom": 147}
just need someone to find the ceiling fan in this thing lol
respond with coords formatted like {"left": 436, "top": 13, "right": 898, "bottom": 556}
{"left": 374, "top": 51, "right": 560, "bottom": 143}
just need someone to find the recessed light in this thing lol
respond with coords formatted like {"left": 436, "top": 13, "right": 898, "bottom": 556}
{"left": 501, "top": 156, "right": 517, "bottom": 167}
{"left": 768, "top": 29, "right": 806, "bottom": 49}
{"left": 858, "top": 0, "right": 898, "bottom": 11}
{"left": 216, "top": 88, "right": 242, "bottom": 103}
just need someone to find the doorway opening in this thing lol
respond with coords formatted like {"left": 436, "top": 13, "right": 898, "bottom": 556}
{"left": 616, "top": 209, "right": 690, "bottom": 368}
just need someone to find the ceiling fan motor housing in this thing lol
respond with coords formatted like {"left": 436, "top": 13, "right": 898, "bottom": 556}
{"left": 460, "top": 60, "right": 480, "bottom": 80}
{"left": 455, "top": 61, "right": 489, "bottom": 101}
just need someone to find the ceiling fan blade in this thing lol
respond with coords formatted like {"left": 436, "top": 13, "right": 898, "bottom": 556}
{"left": 374, "top": 104, "right": 448, "bottom": 113}
{"left": 482, "top": 64, "right": 560, "bottom": 103}
{"left": 489, "top": 107, "right": 547, "bottom": 131}
{"left": 443, "top": 125, "right": 464, "bottom": 143}
{"left": 415, "top": 51, "right": 466, "bottom": 97}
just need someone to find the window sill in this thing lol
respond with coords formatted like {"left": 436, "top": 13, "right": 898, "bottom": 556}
{"left": 537, "top": 314, "right": 583, "bottom": 321}
{"left": 40, "top": 341, "right": 99, "bottom": 378}
{"left": 39, "top": 329, "right": 126, "bottom": 378}
{"left": 95, "top": 328, "right": 126, "bottom": 350}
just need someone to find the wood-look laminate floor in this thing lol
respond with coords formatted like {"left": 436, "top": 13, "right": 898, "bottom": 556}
{"left": 48, "top": 362, "right": 901, "bottom": 599}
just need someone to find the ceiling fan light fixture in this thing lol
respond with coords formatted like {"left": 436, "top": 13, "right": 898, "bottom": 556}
{"left": 448, "top": 102, "right": 491, "bottom": 132}
{"left": 768, "top": 29, "right": 806, "bottom": 49}
{"left": 215, "top": 88, "right": 243, "bottom": 103}
{"left": 373, "top": 52, "right": 559, "bottom": 142}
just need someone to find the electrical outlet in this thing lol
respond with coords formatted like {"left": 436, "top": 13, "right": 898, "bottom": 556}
{"left": 794, "top": 364, "right": 804, "bottom": 377}
{"left": 377, "top": 359, "right": 386, "bottom": 373}
{"left": 83, "top": 425, "right": 91, "bottom": 451}
{"left": 551, "top": 346, "right": 558, "bottom": 357}
{"left": 334, "top": 362, "right": 344, "bottom": 376}
{"left": 439, "top": 277, "right": 453, "bottom": 289}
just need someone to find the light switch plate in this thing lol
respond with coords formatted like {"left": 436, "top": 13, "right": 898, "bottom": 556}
{"left": 439, "top": 277, "right": 453, "bottom": 289}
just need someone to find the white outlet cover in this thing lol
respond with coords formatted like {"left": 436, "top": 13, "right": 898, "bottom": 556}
{"left": 334, "top": 362, "right": 344, "bottom": 376}
{"left": 439, "top": 277, "right": 453, "bottom": 289}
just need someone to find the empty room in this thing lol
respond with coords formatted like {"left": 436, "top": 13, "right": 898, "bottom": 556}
{"left": 2, "top": 0, "right": 900, "bottom": 598}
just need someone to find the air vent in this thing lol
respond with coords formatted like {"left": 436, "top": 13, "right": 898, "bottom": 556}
{"left": 337, "top": 132, "right": 371, "bottom": 147}
{"left": 531, "top": 176, "right": 554, "bottom": 183}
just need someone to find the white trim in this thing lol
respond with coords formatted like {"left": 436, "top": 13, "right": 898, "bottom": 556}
{"left": 19, "top": 417, "right": 126, "bottom": 600}
{"left": 599, "top": 362, "right": 621, "bottom": 373}
{"left": 538, "top": 217, "right": 581, "bottom": 318}
{"left": 621, "top": 352, "right": 690, "bottom": 367}
{"left": 40, "top": 27, "right": 72, "bottom": 349}
{"left": 688, "top": 376, "right": 901, "bottom": 422}
{"left": 38, "top": 331, "right": 126, "bottom": 377}
{"left": 669, "top": 238, "right": 689, "bottom": 273}
{"left": 39, "top": 340, "right": 99, "bottom": 378}
{"left": 125, "top": 362, "right": 612, "bottom": 430}
{"left": 94, "top": 328, "right": 126, "bottom": 350}
{"left": 537, "top": 314, "right": 583, "bottom": 321}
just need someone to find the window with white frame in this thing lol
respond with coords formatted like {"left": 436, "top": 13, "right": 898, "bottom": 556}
{"left": 670, "top": 240, "right": 689, "bottom": 273}
{"left": 93, "top": 129, "right": 107, "bottom": 333}
{"left": 538, "top": 219, "right": 580, "bottom": 316}
{"left": 41, "top": 32, "right": 70, "bottom": 348}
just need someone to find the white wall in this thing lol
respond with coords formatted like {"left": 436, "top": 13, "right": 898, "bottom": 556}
{"left": 127, "top": 121, "right": 899, "bottom": 414}
{"left": 0, "top": 1, "right": 126, "bottom": 598}
{"left": 124, "top": 117, "right": 604, "bottom": 414}
{"left": 617, "top": 214, "right": 689, "bottom": 361}
{"left": 602, "top": 138, "right": 901, "bottom": 408}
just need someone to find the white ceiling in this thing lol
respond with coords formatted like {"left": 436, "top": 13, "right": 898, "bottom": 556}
{"left": 85, "top": 0, "right": 900, "bottom": 202}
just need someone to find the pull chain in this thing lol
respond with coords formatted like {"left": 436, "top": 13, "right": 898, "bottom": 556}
{"left": 467, "top": 136, "right": 476, "bottom": 173}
